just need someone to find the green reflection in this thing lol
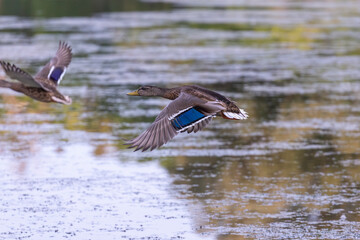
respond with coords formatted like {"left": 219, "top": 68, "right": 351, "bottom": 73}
{"left": 0, "top": 0, "right": 172, "bottom": 17}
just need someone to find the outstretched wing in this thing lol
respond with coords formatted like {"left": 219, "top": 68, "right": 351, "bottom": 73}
{"left": 126, "top": 92, "right": 225, "bottom": 151}
{"left": 185, "top": 116, "right": 213, "bottom": 134}
{"left": 0, "top": 61, "right": 49, "bottom": 90}
{"left": 35, "top": 41, "right": 72, "bottom": 85}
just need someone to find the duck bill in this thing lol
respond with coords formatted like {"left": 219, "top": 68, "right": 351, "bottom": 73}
{"left": 127, "top": 90, "right": 139, "bottom": 96}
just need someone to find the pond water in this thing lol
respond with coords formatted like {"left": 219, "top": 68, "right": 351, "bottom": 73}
{"left": 0, "top": 0, "right": 360, "bottom": 239}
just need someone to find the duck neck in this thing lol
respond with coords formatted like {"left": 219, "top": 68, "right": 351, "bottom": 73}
{"left": 160, "top": 87, "right": 180, "bottom": 100}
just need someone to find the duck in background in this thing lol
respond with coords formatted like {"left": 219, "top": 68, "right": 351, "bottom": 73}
{"left": 0, "top": 41, "right": 72, "bottom": 105}
{"left": 126, "top": 85, "right": 248, "bottom": 151}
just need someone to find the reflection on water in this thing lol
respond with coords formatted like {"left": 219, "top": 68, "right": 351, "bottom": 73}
{"left": 0, "top": 0, "right": 360, "bottom": 239}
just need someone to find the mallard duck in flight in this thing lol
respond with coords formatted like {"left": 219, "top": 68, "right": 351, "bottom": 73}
{"left": 0, "top": 41, "right": 72, "bottom": 104}
{"left": 126, "top": 85, "right": 248, "bottom": 151}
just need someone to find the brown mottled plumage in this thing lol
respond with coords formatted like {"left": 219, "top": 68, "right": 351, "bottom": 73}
{"left": 0, "top": 41, "right": 72, "bottom": 104}
{"left": 125, "top": 85, "right": 248, "bottom": 151}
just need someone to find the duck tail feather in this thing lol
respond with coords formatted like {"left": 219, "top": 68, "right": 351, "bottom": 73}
{"left": 0, "top": 79, "right": 11, "bottom": 88}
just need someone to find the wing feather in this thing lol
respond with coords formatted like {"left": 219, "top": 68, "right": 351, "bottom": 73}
{"left": 126, "top": 92, "right": 225, "bottom": 151}
{"left": 143, "top": 126, "right": 157, "bottom": 151}
{"left": 134, "top": 126, "right": 154, "bottom": 151}
{"left": 187, "top": 126, "right": 194, "bottom": 133}
{"left": 35, "top": 41, "right": 72, "bottom": 85}
{"left": 0, "top": 61, "right": 49, "bottom": 90}
{"left": 191, "top": 117, "right": 212, "bottom": 134}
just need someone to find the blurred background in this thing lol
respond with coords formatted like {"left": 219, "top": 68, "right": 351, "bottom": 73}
{"left": 0, "top": 0, "right": 360, "bottom": 239}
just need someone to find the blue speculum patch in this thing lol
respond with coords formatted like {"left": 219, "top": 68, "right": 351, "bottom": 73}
{"left": 171, "top": 108, "right": 205, "bottom": 130}
{"left": 49, "top": 67, "right": 64, "bottom": 83}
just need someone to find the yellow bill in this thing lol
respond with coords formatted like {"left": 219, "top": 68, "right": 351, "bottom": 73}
{"left": 127, "top": 90, "right": 139, "bottom": 96}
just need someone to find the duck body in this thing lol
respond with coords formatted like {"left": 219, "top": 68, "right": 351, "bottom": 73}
{"left": 0, "top": 80, "right": 67, "bottom": 103}
{"left": 126, "top": 85, "right": 248, "bottom": 151}
{"left": 0, "top": 41, "right": 73, "bottom": 105}
{"left": 171, "top": 85, "right": 243, "bottom": 117}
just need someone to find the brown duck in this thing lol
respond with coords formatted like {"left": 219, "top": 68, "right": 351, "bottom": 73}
{"left": 0, "top": 41, "right": 72, "bottom": 104}
{"left": 126, "top": 85, "right": 248, "bottom": 151}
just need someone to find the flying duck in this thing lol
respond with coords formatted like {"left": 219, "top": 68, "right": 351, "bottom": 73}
{"left": 0, "top": 41, "right": 72, "bottom": 104}
{"left": 126, "top": 85, "right": 248, "bottom": 151}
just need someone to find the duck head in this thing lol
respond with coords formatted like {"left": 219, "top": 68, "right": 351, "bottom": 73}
{"left": 127, "top": 85, "right": 166, "bottom": 97}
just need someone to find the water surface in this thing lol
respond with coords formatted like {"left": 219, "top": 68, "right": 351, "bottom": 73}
{"left": 0, "top": 0, "right": 360, "bottom": 239}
